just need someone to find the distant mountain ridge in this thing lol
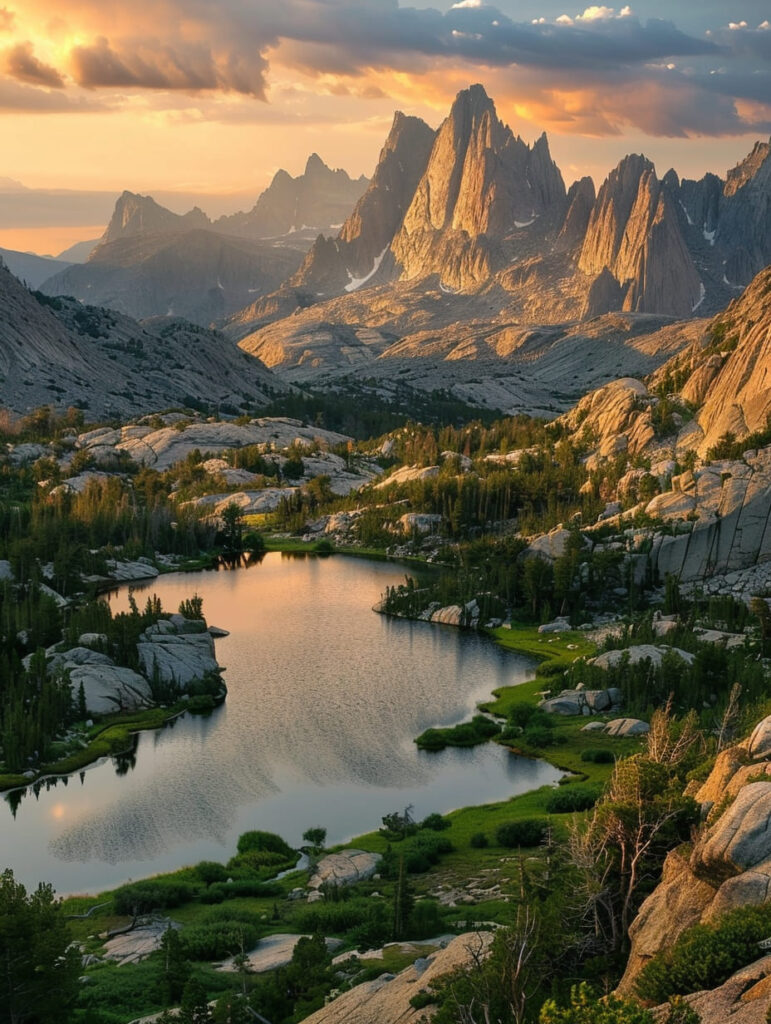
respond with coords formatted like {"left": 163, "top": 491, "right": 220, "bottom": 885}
{"left": 38, "top": 154, "right": 370, "bottom": 325}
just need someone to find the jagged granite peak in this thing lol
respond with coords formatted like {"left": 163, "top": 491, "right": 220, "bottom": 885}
{"left": 677, "top": 171, "right": 722, "bottom": 235}
{"left": 555, "top": 175, "right": 595, "bottom": 251}
{"left": 391, "top": 83, "right": 566, "bottom": 288}
{"left": 579, "top": 154, "right": 702, "bottom": 317}
{"left": 94, "top": 191, "right": 210, "bottom": 252}
{"left": 215, "top": 155, "right": 369, "bottom": 240}
{"left": 717, "top": 138, "right": 771, "bottom": 286}
{"left": 724, "top": 139, "right": 771, "bottom": 197}
{"left": 291, "top": 110, "right": 436, "bottom": 293}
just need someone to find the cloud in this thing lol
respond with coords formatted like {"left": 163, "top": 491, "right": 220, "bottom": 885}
{"left": 5, "top": 42, "right": 65, "bottom": 87}
{"left": 0, "top": 75, "right": 103, "bottom": 111}
{"left": 0, "top": 7, "right": 13, "bottom": 32}
{"left": 70, "top": 37, "right": 268, "bottom": 97}
{"left": 7, "top": 0, "right": 770, "bottom": 138}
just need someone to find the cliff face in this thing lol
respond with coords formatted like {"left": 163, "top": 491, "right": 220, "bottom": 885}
{"left": 291, "top": 112, "right": 436, "bottom": 294}
{"left": 717, "top": 140, "right": 771, "bottom": 287}
{"left": 687, "top": 265, "right": 771, "bottom": 452}
{"left": 579, "top": 156, "right": 702, "bottom": 317}
{"left": 618, "top": 715, "right": 771, "bottom": 997}
{"left": 390, "top": 84, "right": 566, "bottom": 289}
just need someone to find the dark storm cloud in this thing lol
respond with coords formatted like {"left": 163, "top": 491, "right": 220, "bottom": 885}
{"left": 5, "top": 41, "right": 65, "bottom": 87}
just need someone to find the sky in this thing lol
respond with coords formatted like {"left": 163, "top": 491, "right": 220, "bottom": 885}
{"left": 1, "top": 0, "right": 770, "bottom": 254}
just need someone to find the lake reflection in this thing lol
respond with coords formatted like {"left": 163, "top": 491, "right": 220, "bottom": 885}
{"left": 1, "top": 554, "right": 561, "bottom": 893}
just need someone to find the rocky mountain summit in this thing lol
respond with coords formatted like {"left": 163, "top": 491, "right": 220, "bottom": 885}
{"left": 214, "top": 153, "right": 369, "bottom": 240}
{"left": 0, "top": 261, "right": 282, "bottom": 416}
{"left": 226, "top": 86, "right": 769, "bottom": 404}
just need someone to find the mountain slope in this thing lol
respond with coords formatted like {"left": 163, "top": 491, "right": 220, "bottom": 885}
{"left": 41, "top": 224, "right": 303, "bottom": 326}
{"left": 0, "top": 247, "right": 72, "bottom": 289}
{"left": 0, "top": 264, "right": 283, "bottom": 416}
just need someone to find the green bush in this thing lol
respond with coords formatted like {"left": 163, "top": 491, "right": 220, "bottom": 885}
{"left": 580, "top": 748, "right": 615, "bottom": 764}
{"left": 523, "top": 724, "right": 562, "bottom": 747}
{"left": 420, "top": 812, "right": 451, "bottom": 831}
{"left": 495, "top": 818, "right": 547, "bottom": 848}
{"left": 195, "top": 861, "right": 228, "bottom": 886}
{"left": 416, "top": 715, "right": 500, "bottom": 751}
{"left": 469, "top": 832, "right": 489, "bottom": 849}
{"left": 236, "top": 830, "right": 294, "bottom": 858}
{"left": 179, "top": 920, "right": 260, "bottom": 961}
{"left": 545, "top": 785, "right": 603, "bottom": 814}
{"left": 636, "top": 903, "right": 771, "bottom": 1002}
{"left": 113, "top": 880, "right": 197, "bottom": 916}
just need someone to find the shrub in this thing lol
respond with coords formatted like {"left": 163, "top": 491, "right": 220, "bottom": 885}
{"left": 195, "top": 861, "right": 228, "bottom": 886}
{"left": 495, "top": 819, "right": 547, "bottom": 848}
{"left": 420, "top": 813, "right": 451, "bottom": 831}
{"left": 580, "top": 748, "right": 615, "bottom": 764}
{"left": 236, "top": 830, "right": 294, "bottom": 858}
{"left": 523, "top": 724, "right": 561, "bottom": 747}
{"left": 179, "top": 920, "right": 260, "bottom": 961}
{"left": 545, "top": 785, "right": 603, "bottom": 814}
{"left": 113, "top": 880, "right": 197, "bottom": 916}
{"left": 636, "top": 903, "right": 771, "bottom": 1003}
{"left": 469, "top": 832, "right": 489, "bottom": 848}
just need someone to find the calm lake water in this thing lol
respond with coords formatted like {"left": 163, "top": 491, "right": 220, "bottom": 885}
{"left": 1, "top": 554, "right": 561, "bottom": 895}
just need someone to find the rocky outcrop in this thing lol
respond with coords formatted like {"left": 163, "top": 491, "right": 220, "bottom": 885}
{"left": 300, "top": 932, "right": 493, "bottom": 1024}
{"left": 53, "top": 649, "right": 152, "bottom": 715}
{"left": 652, "top": 955, "right": 771, "bottom": 1024}
{"left": 308, "top": 850, "right": 382, "bottom": 890}
{"left": 685, "top": 266, "right": 771, "bottom": 455}
{"left": 579, "top": 155, "right": 702, "bottom": 317}
{"left": 619, "top": 716, "right": 771, "bottom": 994}
{"left": 137, "top": 615, "right": 220, "bottom": 688}
{"left": 77, "top": 418, "right": 350, "bottom": 471}
{"left": 591, "top": 646, "right": 694, "bottom": 670}
{"left": 215, "top": 153, "right": 369, "bottom": 240}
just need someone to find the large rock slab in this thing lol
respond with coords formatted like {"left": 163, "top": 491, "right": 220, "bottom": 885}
{"left": 104, "top": 918, "right": 180, "bottom": 966}
{"left": 605, "top": 718, "right": 649, "bottom": 737}
{"left": 308, "top": 850, "right": 382, "bottom": 891}
{"left": 137, "top": 630, "right": 219, "bottom": 687}
{"left": 591, "top": 645, "right": 694, "bottom": 670}
{"left": 218, "top": 934, "right": 342, "bottom": 974}
{"left": 300, "top": 932, "right": 493, "bottom": 1024}
{"left": 68, "top": 662, "right": 152, "bottom": 714}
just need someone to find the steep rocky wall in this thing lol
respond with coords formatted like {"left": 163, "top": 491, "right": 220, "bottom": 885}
{"left": 618, "top": 716, "right": 771, "bottom": 995}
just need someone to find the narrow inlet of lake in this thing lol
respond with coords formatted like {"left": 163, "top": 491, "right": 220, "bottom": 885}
{"left": 1, "top": 554, "right": 562, "bottom": 894}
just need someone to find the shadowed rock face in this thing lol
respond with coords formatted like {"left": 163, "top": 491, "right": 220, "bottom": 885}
{"left": 579, "top": 155, "right": 702, "bottom": 317}
{"left": 0, "top": 262, "right": 282, "bottom": 416}
{"left": 215, "top": 153, "right": 369, "bottom": 240}
{"left": 719, "top": 140, "right": 771, "bottom": 286}
{"left": 291, "top": 111, "right": 436, "bottom": 295}
{"left": 95, "top": 191, "right": 210, "bottom": 252}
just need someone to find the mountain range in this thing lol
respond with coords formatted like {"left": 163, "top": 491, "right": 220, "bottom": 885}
{"left": 38, "top": 157, "right": 370, "bottom": 326}
{"left": 221, "top": 85, "right": 769, "bottom": 413}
